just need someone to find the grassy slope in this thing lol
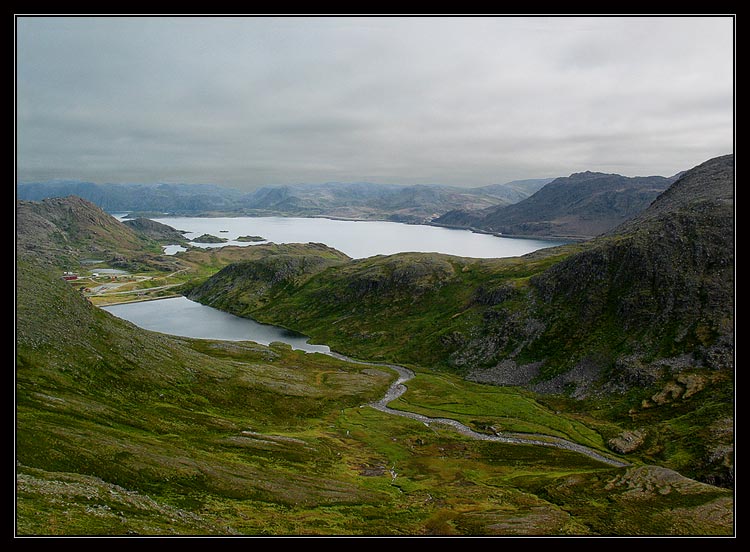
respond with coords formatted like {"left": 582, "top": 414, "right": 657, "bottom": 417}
{"left": 187, "top": 245, "right": 585, "bottom": 366}
{"left": 186, "top": 157, "right": 734, "bottom": 489}
{"left": 188, "top": 244, "right": 734, "bottom": 481}
{"left": 16, "top": 259, "right": 733, "bottom": 535}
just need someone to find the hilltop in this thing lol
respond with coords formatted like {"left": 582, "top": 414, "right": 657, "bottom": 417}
{"left": 434, "top": 171, "right": 676, "bottom": 239}
{"left": 16, "top": 196, "right": 155, "bottom": 267}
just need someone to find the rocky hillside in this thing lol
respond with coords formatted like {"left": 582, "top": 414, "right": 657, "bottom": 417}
{"left": 188, "top": 155, "right": 734, "bottom": 486}
{"left": 192, "top": 155, "right": 733, "bottom": 388}
{"left": 122, "top": 217, "right": 188, "bottom": 243}
{"left": 463, "top": 155, "right": 734, "bottom": 384}
{"left": 16, "top": 196, "right": 175, "bottom": 271}
{"left": 435, "top": 171, "right": 676, "bottom": 239}
{"left": 474, "top": 178, "right": 554, "bottom": 202}
{"left": 185, "top": 242, "right": 351, "bottom": 312}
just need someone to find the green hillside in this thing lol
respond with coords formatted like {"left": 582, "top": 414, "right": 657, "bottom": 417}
{"left": 16, "top": 259, "right": 733, "bottom": 535}
{"left": 188, "top": 155, "right": 734, "bottom": 487}
{"left": 15, "top": 156, "right": 734, "bottom": 535}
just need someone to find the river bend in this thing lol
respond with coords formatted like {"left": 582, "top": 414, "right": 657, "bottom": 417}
{"left": 329, "top": 353, "right": 629, "bottom": 468}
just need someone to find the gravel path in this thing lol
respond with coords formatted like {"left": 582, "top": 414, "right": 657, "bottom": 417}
{"left": 328, "top": 352, "right": 629, "bottom": 468}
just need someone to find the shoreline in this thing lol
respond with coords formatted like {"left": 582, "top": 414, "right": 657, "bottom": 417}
{"left": 114, "top": 210, "right": 589, "bottom": 243}
{"left": 427, "top": 220, "right": 589, "bottom": 243}
{"left": 91, "top": 293, "right": 182, "bottom": 307}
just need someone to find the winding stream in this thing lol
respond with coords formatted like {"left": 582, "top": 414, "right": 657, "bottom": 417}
{"left": 329, "top": 353, "right": 629, "bottom": 468}
{"left": 104, "top": 299, "right": 629, "bottom": 468}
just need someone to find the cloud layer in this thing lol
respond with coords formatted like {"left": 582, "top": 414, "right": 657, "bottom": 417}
{"left": 16, "top": 16, "right": 734, "bottom": 189}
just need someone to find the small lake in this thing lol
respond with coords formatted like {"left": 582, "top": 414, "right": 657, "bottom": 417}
{"left": 102, "top": 296, "right": 330, "bottom": 354}
{"left": 137, "top": 216, "right": 564, "bottom": 259}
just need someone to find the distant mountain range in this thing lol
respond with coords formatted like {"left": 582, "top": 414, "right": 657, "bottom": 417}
{"left": 435, "top": 172, "right": 678, "bottom": 239}
{"left": 16, "top": 180, "right": 247, "bottom": 214}
{"left": 16, "top": 179, "right": 552, "bottom": 224}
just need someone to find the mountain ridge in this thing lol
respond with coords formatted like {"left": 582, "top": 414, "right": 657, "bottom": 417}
{"left": 16, "top": 178, "right": 551, "bottom": 223}
{"left": 434, "top": 170, "right": 678, "bottom": 239}
{"left": 187, "top": 154, "right": 734, "bottom": 486}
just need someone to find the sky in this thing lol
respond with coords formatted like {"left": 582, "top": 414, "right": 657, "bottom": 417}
{"left": 15, "top": 16, "right": 735, "bottom": 191}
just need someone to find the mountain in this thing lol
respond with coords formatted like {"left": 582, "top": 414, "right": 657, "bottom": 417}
{"left": 191, "top": 156, "right": 733, "bottom": 386}
{"left": 188, "top": 154, "right": 734, "bottom": 486}
{"left": 17, "top": 179, "right": 546, "bottom": 223}
{"left": 16, "top": 180, "right": 246, "bottom": 213}
{"left": 434, "top": 171, "right": 676, "bottom": 239}
{"left": 474, "top": 178, "right": 555, "bottom": 202}
{"left": 241, "top": 181, "right": 522, "bottom": 222}
{"left": 16, "top": 196, "right": 181, "bottom": 272}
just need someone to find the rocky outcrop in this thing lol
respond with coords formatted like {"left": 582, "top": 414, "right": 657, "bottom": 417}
{"left": 608, "top": 429, "right": 647, "bottom": 454}
{"left": 187, "top": 245, "right": 350, "bottom": 315}
{"left": 192, "top": 234, "right": 228, "bottom": 243}
{"left": 123, "top": 217, "right": 188, "bottom": 243}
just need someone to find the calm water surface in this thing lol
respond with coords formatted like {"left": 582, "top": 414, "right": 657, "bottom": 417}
{"left": 106, "top": 216, "right": 564, "bottom": 349}
{"left": 144, "top": 216, "right": 564, "bottom": 259}
{"left": 103, "top": 296, "right": 330, "bottom": 354}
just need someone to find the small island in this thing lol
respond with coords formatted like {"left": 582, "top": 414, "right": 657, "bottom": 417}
{"left": 236, "top": 235, "right": 266, "bottom": 242}
{"left": 192, "top": 233, "right": 228, "bottom": 243}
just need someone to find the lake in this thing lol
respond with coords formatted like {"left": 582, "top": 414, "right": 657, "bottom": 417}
{"left": 104, "top": 216, "right": 564, "bottom": 351}
{"left": 102, "top": 296, "right": 330, "bottom": 354}
{"left": 141, "top": 216, "right": 564, "bottom": 259}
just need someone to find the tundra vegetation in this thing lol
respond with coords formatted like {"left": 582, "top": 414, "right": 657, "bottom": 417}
{"left": 15, "top": 156, "right": 734, "bottom": 535}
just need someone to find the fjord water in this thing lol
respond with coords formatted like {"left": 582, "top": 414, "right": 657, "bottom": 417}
{"left": 103, "top": 296, "right": 330, "bottom": 353}
{"left": 105, "top": 216, "right": 564, "bottom": 349}
{"left": 148, "top": 216, "right": 564, "bottom": 259}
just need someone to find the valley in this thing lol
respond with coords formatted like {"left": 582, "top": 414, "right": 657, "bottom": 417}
{"left": 15, "top": 155, "right": 735, "bottom": 536}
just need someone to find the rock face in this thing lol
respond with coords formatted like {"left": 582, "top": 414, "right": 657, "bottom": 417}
{"left": 530, "top": 154, "right": 734, "bottom": 376}
{"left": 435, "top": 171, "right": 675, "bottom": 239}
{"left": 608, "top": 430, "right": 647, "bottom": 454}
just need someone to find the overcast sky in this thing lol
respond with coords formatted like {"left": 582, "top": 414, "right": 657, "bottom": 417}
{"left": 16, "top": 16, "right": 734, "bottom": 190}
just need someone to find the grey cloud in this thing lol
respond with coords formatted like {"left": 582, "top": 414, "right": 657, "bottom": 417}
{"left": 16, "top": 16, "right": 734, "bottom": 190}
